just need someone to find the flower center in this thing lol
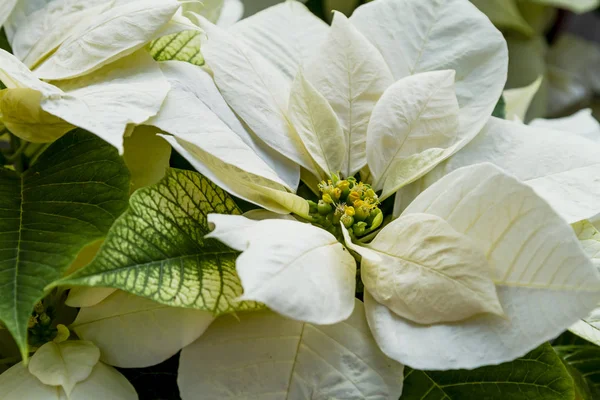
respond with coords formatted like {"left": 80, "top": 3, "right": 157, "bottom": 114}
{"left": 307, "top": 174, "right": 383, "bottom": 239}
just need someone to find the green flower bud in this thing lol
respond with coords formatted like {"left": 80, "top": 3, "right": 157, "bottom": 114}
{"left": 39, "top": 313, "right": 51, "bottom": 326}
{"left": 332, "top": 210, "right": 342, "bottom": 225}
{"left": 353, "top": 221, "right": 367, "bottom": 236}
{"left": 34, "top": 301, "right": 44, "bottom": 314}
{"left": 369, "top": 209, "right": 383, "bottom": 231}
{"left": 318, "top": 200, "right": 332, "bottom": 215}
{"left": 307, "top": 200, "right": 318, "bottom": 214}
{"left": 341, "top": 214, "right": 354, "bottom": 228}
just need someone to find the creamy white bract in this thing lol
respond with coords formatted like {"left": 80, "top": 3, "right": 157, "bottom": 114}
{"left": 0, "top": 0, "right": 241, "bottom": 152}
{"left": 124, "top": 0, "right": 600, "bottom": 395}
{"left": 0, "top": 340, "right": 137, "bottom": 399}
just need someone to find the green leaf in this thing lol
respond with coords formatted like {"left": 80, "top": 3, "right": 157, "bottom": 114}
{"left": 148, "top": 30, "right": 204, "bottom": 65}
{"left": 555, "top": 345, "right": 600, "bottom": 398}
{"left": 492, "top": 95, "right": 506, "bottom": 119}
{"left": 0, "top": 129, "right": 130, "bottom": 360}
{"left": 0, "top": 28, "right": 11, "bottom": 53}
{"left": 57, "top": 168, "right": 262, "bottom": 315}
{"left": 401, "top": 343, "right": 575, "bottom": 399}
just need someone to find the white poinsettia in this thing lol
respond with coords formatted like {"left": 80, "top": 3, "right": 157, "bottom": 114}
{"left": 0, "top": 0, "right": 209, "bottom": 151}
{"left": 0, "top": 339, "right": 137, "bottom": 399}
{"left": 143, "top": 0, "right": 600, "bottom": 376}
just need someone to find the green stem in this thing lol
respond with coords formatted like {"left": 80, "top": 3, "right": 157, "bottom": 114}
{"left": 5, "top": 141, "right": 29, "bottom": 162}
{"left": 27, "top": 143, "right": 49, "bottom": 166}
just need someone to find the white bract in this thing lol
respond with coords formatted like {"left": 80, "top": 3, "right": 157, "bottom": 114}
{"left": 178, "top": 299, "right": 404, "bottom": 400}
{"left": 71, "top": 290, "right": 214, "bottom": 368}
{"left": 0, "top": 0, "right": 249, "bottom": 152}
{"left": 0, "top": 0, "right": 203, "bottom": 151}
{"left": 0, "top": 340, "right": 137, "bottom": 399}
{"left": 142, "top": 0, "right": 600, "bottom": 382}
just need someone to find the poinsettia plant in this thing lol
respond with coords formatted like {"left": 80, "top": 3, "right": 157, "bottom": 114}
{"left": 0, "top": 0, "right": 600, "bottom": 399}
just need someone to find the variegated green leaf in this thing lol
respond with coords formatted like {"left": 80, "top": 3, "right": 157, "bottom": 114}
{"left": 148, "top": 30, "right": 204, "bottom": 65}
{"left": 57, "top": 168, "right": 261, "bottom": 315}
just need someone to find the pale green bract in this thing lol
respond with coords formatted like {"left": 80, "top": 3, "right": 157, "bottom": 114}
{"left": 0, "top": 341, "right": 137, "bottom": 400}
{"left": 28, "top": 340, "right": 100, "bottom": 396}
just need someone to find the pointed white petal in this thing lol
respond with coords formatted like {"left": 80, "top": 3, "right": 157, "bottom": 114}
{"left": 503, "top": 76, "right": 543, "bottom": 122}
{"left": 69, "top": 362, "right": 137, "bottom": 400}
{"left": 72, "top": 291, "right": 214, "bottom": 368}
{"left": 206, "top": 214, "right": 356, "bottom": 324}
{"left": 289, "top": 71, "right": 346, "bottom": 178}
{"left": 425, "top": 117, "right": 600, "bottom": 223}
{"left": 351, "top": 0, "right": 508, "bottom": 154}
{"left": 365, "top": 163, "right": 600, "bottom": 370}
{"left": 0, "top": 362, "right": 63, "bottom": 400}
{"left": 305, "top": 12, "right": 393, "bottom": 177}
{"left": 28, "top": 341, "right": 100, "bottom": 396}
{"left": 178, "top": 299, "right": 403, "bottom": 400}
{"left": 33, "top": 0, "right": 182, "bottom": 80}
{"left": 342, "top": 214, "right": 502, "bottom": 325}
{"left": 367, "top": 70, "right": 460, "bottom": 198}
{"left": 230, "top": 1, "right": 328, "bottom": 79}
{"left": 196, "top": 17, "right": 314, "bottom": 172}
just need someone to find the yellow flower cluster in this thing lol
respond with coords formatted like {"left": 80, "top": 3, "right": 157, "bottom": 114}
{"left": 308, "top": 175, "right": 383, "bottom": 238}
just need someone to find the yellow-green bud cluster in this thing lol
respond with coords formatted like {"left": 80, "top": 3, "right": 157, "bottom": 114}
{"left": 308, "top": 175, "right": 383, "bottom": 238}
{"left": 28, "top": 300, "right": 59, "bottom": 348}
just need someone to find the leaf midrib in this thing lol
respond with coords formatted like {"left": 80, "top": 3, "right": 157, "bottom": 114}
{"left": 11, "top": 173, "right": 24, "bottom": 344}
